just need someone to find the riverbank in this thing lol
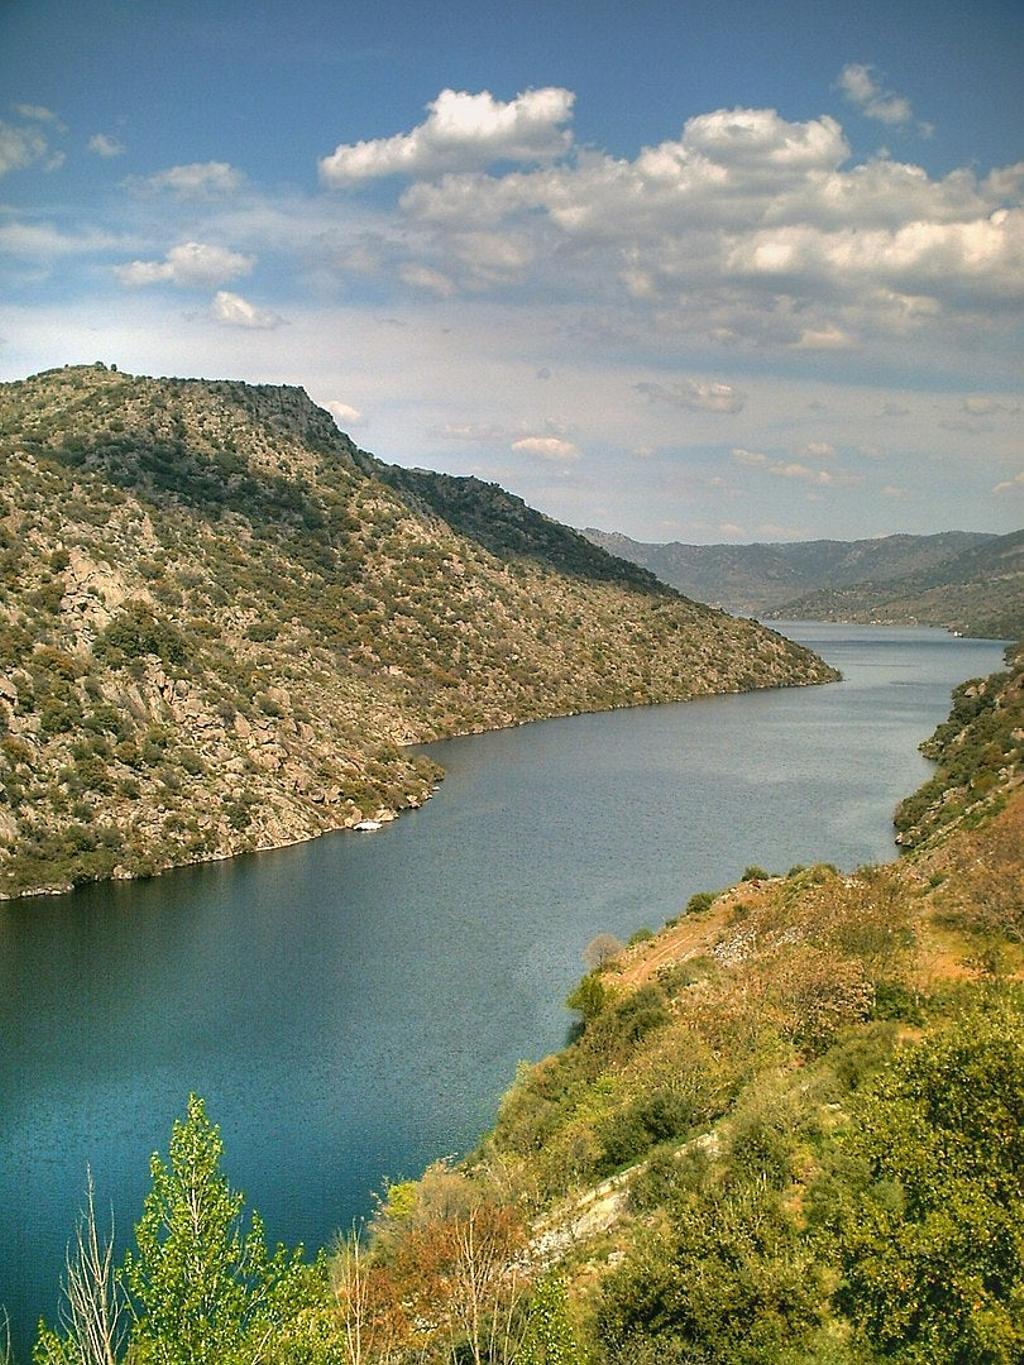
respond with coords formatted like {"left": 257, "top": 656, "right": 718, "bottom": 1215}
{"left": 0, "top": 659, "right": 837, "bottom": 903}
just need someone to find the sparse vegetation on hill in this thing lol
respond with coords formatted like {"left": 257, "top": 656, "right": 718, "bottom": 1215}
{"left": 0, "top": 363, "right": 834, "bottom": 899}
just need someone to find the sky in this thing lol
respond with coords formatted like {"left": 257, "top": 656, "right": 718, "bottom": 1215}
{"left": 1, "top": 0, "right": 1022, "bottom": 544}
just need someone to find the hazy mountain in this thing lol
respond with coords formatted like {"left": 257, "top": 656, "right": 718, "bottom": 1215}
{"left": 771, "top": 528, "right": 1024, "bottom": 639}
{"left": 581, "top": 528, "right": 994, "bottom": 616}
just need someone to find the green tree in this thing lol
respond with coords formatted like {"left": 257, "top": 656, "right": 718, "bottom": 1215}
{"left": 566, "top": 974, "right": 607, "bottom": 1024}
{"left": 120, "top": 1095, "right": 304, "bottom": 1364}
{"left": 519, "top": 1274, "right": 585, "bottom": 1364}
{"left": 828, "top": 995, "right": 1024, "bottom": 1362}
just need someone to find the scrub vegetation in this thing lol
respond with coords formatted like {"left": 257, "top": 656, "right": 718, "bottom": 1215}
{"left": 26, "top": 645, "right": 1024, "bottom": 1363}
{"left": 0, "top": 364, "right": 834, "bottom": 899}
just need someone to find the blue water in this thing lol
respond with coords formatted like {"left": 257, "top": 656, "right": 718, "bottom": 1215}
{"left": 0, "top": 624, "right": 1007, "bottom": 1353}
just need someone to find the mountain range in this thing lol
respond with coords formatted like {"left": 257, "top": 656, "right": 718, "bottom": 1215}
{"left": 582, "top": 527, "right": 1021, "bottom": 636}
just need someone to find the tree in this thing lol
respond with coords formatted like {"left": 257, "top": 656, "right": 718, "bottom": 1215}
{"left": 33, "top": 1172, "right": 125, "bottom": 1365}
{"left": 829, "top": 997, "right": 1024, "bottom": 1361}
{"left": 582, "top": 935, "right": 623, "bottom": 971}
{"left": 120, "top": 1095, "right": 303, "bottom": 1365}
{"left": 566, "top": 974, "right": 607, "bottom": 1024}
{"left": 519, "top": 1274, "right": 585, "bottom": 1365}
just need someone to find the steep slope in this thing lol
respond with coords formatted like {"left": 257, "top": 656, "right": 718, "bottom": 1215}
{"left": 581, "top": 528, "right": 992, "bottom": 615}
{"left": 323, "top": 644, "right": 1024, "bottom": 1363}
{"left": 0, "top": 364, "right": 834, "bottom": 898}
{"left": 769, "top": 527, "right": 1024, "bottom": 638}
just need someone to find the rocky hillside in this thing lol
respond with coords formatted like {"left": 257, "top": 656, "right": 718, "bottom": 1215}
{"left": 581, "top": 528, "right": 991, "bottom": 616}
{"left": 894, "top": 641, "right": 1024, "bottom": 847}
{"left": 0, "top": 364, "right": 834, "bottom": 898}
{"left": 768, "top": 528, "right": 1024, "bottom": 639}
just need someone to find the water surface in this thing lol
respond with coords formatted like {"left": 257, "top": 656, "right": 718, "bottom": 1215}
{"left": 0, "top": 624, "right": 1006, "bottom": 1351}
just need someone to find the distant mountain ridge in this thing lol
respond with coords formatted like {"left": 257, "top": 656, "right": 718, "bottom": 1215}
{"left": 581, "top": 528, "right": 995, "bottom": 616}
{"left": 770, "top": 527, "right": 1024, "bottom": 640}
{"left": 0, "top": 364, "right": 834, "bottom": 897}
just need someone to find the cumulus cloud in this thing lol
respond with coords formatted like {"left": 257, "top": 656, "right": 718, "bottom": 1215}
{"left": 993, "top": 471, "right": 1024, "bottom": 494}
{"left": 801, "top": 441, "right": 836, "bottom": 458}
{"left": 209, "top": 290, "right": 282, "bottom": 329}
{"left": 837, "top": 64, "right": 913, "bottom": 126}
{"left": 319, "top": 86, "right": 574, "bottom": 185}
{"left": 115, "top": 241, "right": 254, "bottom": 288}
{"left": 0, "top": 120, "right": 51, "bottom": 177}
{"left": 139, "top": 161, "right": 244, "bottom": 195}
{"left": 393, "top": 101, "right": 1024, "bottom": 342}
{"left": 635, "top": 378, "right": 745, "bottom": 414}
{"left": 511, "top": 435, "right": 580, "bottom": 461}
{"left": 88, "top": 133, "right": 125, "bottom": 157}
{"left": 324, "top": 399, "right": 363, "bottom": 426}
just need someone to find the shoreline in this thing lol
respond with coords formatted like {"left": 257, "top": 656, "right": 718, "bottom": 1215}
{"left": 1, "top": 666, "right": 839, "bottom": 905}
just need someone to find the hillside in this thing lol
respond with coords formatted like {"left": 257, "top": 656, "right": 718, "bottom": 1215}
{"left": 581, "top": 528, "right": 991, "bottom": 615}
{"left": 768, "top": 528, "right": 1024, "bottom": 639}
{"left": 0, "top": 364, "right": 834, "bottom": 899}
{"left": 31, "top": 648, "right": 1024, "bottom": 1364}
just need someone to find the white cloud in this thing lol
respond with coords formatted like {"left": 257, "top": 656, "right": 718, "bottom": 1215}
{"left": 438, "top": 422, "right": 506, "bottom": 441}
{"left": 837, "top": 64, "right": 913, "bottom": 125}
{"left": 732, "top": 448, "right": 770, "bottom": 467}
{"left": 801, "top": 441, "right": 836, "bottom": 458}
{"left": 731, "top": 447, "right": 860, "bottom": 487}
{"left": 794, "top": 325, "right": 852, "bottom": 349}
{"left": 139, "top": 161, "right": 244, "bottom": 195}
{"left": 677, "top": 106, "right": 847, "bottom": 171}
{"left": 395, "top": 102, "right": 1024, "bottom": 340}
{"left": 324, "top": 399, "right": 363, "bottom": 426}
{"left": 634, "top": 379, "right": 745, "bottom": 414}
{"left": 0, "top": 120, "right": 50, "bottom": 177}
{"left": 398, "top": 262, "right": 456, "bottom": 296}
{"left": 320, "top": 86, "right": 574, "bottom": 185}
{"left": 115, "top": 241, "right": 254, "bottom": 288}
{"left": 511, "top": 435, "right": 580, "bottom": 461}
{"left": 209, "top": 290, "right": 282, "bottom": 329}
{"left": 993, "top": 471, "right": 1024, "bottom": 494}
{"left": 88, "top": 133, "right": 125, "bottom": 158}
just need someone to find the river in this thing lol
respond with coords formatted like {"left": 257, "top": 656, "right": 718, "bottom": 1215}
{"left": 0, "top": 623, "right": 1008, "bottom": 1352}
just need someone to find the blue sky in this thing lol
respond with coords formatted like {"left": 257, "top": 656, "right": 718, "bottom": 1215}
{"left": 1, "top": 0, "right": 1021, "bottom": 542}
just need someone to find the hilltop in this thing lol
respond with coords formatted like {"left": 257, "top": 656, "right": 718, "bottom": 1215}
{"left": 768, "top": 527, "right": 1024, "bottom": 639}
{"left": 0, "top": 364, "right": 834, "bottom": 898}
{"left": 581, "top": 528, "right": 991, "bottom": 616}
